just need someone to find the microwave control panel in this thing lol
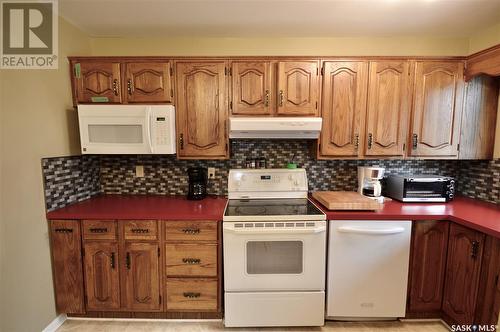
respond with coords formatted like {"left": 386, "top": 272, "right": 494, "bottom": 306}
{"left": 151, "top": 107, "right": 176, "bottom": 154}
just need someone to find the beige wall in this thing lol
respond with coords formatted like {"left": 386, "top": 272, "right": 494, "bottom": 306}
{"left": 469, "top": 22, "right": 500, "bottom": 54}
{"left": 0, "top": 18, "right": 90, "bottom": 332}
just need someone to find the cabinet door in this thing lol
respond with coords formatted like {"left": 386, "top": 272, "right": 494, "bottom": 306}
{"left": 407, "top": 221, "right": 449, "bottom": 316}
{"left": 49, "top": 220, "right": 85, "bottom": 314}
{"left": 125, "top": 62, "right": 173, "bottom": 103}
{"left": 443, "top": 224, "right": 485, "bottom": 325}
{"left": 277, "top": 61, "right": 319, "bottom": 116}
{"left": 83, "top": 242, "right": 120, "bottom": 311}
{"left": 320, "top": 61, "right": 368, "bottom": 157}
{"left": 475, "top": 236, "right": 500, "bottom": 325}
{"left": 410, "top": 61, "right": 465, "bottom": 157}
{"left": 365, "top": 61, "right": 410, "bottom": 157}
{"left": 123, "top": 242, "right": 161, "bottom": 311}
{"left": 175, "top": 61, "right": 228, "bottom": 159}
{"left": 75, "top": 62, "right": 121, "bottom": 103}
{"left": 231, "top": 61, "right": 272, "bottom": 115}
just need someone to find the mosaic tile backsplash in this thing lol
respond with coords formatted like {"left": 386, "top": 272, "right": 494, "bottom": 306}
{"left": 42, "top": 140, "right": 500, "bottom": 211}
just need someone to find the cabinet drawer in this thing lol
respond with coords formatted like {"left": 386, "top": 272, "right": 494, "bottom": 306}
{"left": 166, "top": 244, "right": 217, "bottom": 277}
{"left": 166, "top": 278, "right": 218, "bottom": 311}
{"left": 165, "top": 221, "right": 217, "bottom": 242}
{"left": 82, "top": 220, "right": 117, "bottom": 240}
{"left": 123, "top": 220, "right": 158, "bottom": 240}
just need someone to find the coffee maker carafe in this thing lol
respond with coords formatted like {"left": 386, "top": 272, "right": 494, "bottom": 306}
{"left": 358, "top": 166, "right": 385, "bottom": 199}
{"left": 187, "top": 167, "right": 208, "bottom": 200}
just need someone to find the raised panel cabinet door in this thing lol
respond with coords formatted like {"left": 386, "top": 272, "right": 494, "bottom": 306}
{"left": 49, "top": 220, "right": 85, "bottom": 314}
{"left": 410, "top": 61, "right": 465, "bottom": 157}
{"left": 75, "top": 61, "right": 122, "bottom": 103}
{"left": 277, "top": 61, "right": 320, "bottom": 116}
{"left": 83, "top": 242, "right": 120, "bottom": 311}
{"left": 475, "top": 236, "right": 500, "bottom": 325}
{"left": 442, "top": 223, "right": 485, "bottom": 325}
{"left": 320, "top": 61, "right": 368, "bottom": 157}
{"left": 123, "top": 242, "right": 161, "bottom": 311}
{"left": 175, "top": 61, "right": 228, "bottom": 159}
{"left": 125, "top": 62, "right": 173, "bottom": 103}
{"left": 365, "top": 61, "right": 411, "bottom": 156}
{"left": 408, "top": 220, "right": 449, "bottom": 316}
{"left": 231, "top": 61, "right": 273, "bottom": 115}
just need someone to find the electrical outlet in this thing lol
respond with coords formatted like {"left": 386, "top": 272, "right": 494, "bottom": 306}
{"left": 135, "top": 165, "right": 144, "bottom": 178}
{"left": 208, "top": 167, "right": 216, "bottom": 180}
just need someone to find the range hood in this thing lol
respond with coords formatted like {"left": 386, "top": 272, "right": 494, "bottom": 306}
{"left": 229, "top": 117, "right": 323, "bottom": 139}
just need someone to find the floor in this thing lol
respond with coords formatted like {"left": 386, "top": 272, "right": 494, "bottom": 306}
{"left": 57, "top": 319, "right": 449, "bottom": 332}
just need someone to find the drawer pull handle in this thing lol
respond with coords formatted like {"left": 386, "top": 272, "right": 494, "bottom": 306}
{"left": 182, "top": 228, "right": 200, "bottom": 234}
{"left": 89, "top": 228, "right": 107, "bottom": 233}
{"left": 131, "top": 228, "right": 150, "bottom": 234}
{"left": 55, "top": 228, "right": 73, "bottom": 233}
{"left": 183, "top": 292, "right": 201, "bottom": 298}
{"left": 182, "top": 258, "right": 201, "bottom": 265}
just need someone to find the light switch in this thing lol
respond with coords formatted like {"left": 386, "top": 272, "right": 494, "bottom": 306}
{"left": 135, "top": 165, "right": 144, "bottom": 178}
{"left": 208, "top": 167, "right": 216, "bottom": 180}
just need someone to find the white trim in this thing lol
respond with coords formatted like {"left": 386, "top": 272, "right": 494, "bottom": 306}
{"left": 42, "top": 314, "right": 67, "bottom": 332}
{"left": 67, "top": 317, "right": 222, "bottom": 323}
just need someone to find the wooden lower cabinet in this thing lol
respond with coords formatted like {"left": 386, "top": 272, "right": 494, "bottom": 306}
{"left": 165, "top": 243, "right": 217, "bottom": 277}
{"left": 475, "top": 236, "right": 500, "bottom": 325}
{"left": 407, "top": 220, "right": 449, "bottom": 317}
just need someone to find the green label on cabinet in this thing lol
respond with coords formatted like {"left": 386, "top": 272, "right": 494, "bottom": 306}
{"left": 74, "top": 63, "right": 81, "bottom": 78}
{"left": 91, "top": 96, "right": 109, "bottom": 102}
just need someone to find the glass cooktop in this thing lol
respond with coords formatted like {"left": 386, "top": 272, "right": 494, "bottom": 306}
{"left": 224, "top": 199, "right": 324, "bottom": 217}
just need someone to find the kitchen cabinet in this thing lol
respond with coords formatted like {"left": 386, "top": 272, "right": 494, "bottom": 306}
{"left": 319, "top": 61, "right": 368, "bottom": 157}
{"left": 407, "top": 220, "right": 449, "bottom": 317}
{"left": 442, "top": 223, "right": 485, "bottom": 325}
{"left": 276, "top": 61, "right": 320, "bottom": 116}
{"left": 230, "top": 61, "right": 273, "bottom": 115}
{"left": 74, "top": 61, "right": 122, "bottom": 104}
{"left": 124, "top": 62, "right": 173, "bottom": 104}
{"left": 175, "top": 61, "right": 229, "bottom": 159}
{"left": 410, "top": 61, "right": 465, "bottom": 158}
{"left": 365, "top": 61, "right": 411, "bottom": 157}
{"left": 83, "top": 242, "right": 121, "bottom": 311}
{"left": 475, "top": 236, "right": 500, "bottom": 325}
{"left": 49, "top": 220, "right": 85, "bottom": 314}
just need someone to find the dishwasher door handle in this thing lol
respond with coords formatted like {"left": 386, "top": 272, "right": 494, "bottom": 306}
{"left": 337, "top": 226, "right": 405, "bottom": 235}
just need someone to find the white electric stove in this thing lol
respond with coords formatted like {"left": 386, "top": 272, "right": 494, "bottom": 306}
{"left": 223, "top": 169, "right": 327, "bottom": 328}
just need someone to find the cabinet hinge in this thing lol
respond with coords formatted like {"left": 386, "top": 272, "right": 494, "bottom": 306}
{"left": 170, "top": 66, "right": 173, "bottom": 76}
{"left": 316, "top": 68, "right": 319, "bottom": 75}
{"left": 457, "top": 144, "right": 460, "bottom": 151}
{"left": 403, "top": 143, "right": 406, "bottom": 151}
{"left": 315, "top": 101, "right": 318, "bottom": 109}
{"left": 170, "top": 89, "right": 174, "bottom": 98}
{"left": 159, "top": 295, "right": 162, "bottom": 304}
{"left": 230, "top": 101, "right": 233, "bottom": 109}
{"left": 224, "top": 67, "right": 228, "bottom": 76}
{"left": 158, "top": 248, "right": 160, "bottom": 257}
{"left": 495, "top": 274, "right": 499, "bottom": 286}
{"left": 229, "top": 67, "right": 232, "bottom": 76}
{"left": 321, "top": 67, "right": 324, "bottom": 75}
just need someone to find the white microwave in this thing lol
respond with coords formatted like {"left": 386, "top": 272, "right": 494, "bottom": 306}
{"left": 77, "top": 105, "right": 176, "bottom": 154}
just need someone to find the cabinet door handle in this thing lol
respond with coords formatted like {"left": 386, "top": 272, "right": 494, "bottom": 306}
{"left": 110, "top": 252, "right": 115, "bottom": 269}
{"left": 471, "top": 241, "right": 480, "bottom": 259}
{"left": 367, "top": 133, "right": 373, "bottom": 149}
{"left": 412, "top": 134, "right": 418, "bottom": 150}
{"left": 182, "top": 228, "right": 200, "bottom": 234}
{"left": 55, "top": 228, "right": 73, "bottom": 233}
{"left": 131, "top": 228, "right": 149, "bottom": 234}
{"left": 126, "top": 252, "right": 131, "bottom": 269}
{"left": 89, "top": 227, "right": 107, "bottom": 233}
{"left": 265, "top": 90, "right": 270, "bottom": 107}
{"left": 354, "top": 134, "right": 360, "bottom": 149}
{"left": 112, "top": 79, "right": 118, "bottom": 96}
{"left": 179, "top": 133, "right": 184, "bottom": 150}
{"left": 183, "top": 292, "right": 201, "bottom": 298}
{"left": 127, "top": 79, "right": 132, "bottom": 95}
{"left": 182, "top": 258, "right": 201, "bottom": 264}
{"left": 279, "top": 90, "right": 284, "bottom": 107}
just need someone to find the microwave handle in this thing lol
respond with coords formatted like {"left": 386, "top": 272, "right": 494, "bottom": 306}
{"left": 146, "top": 107, "right": 154, "bottom": 153}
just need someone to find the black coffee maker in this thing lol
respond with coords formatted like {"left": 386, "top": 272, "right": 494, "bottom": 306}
{"left": 187, "top": 167, "right": 208, "bottom": 200}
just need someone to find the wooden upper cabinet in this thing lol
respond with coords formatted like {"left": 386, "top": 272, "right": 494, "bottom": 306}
{"left": 365, "top": 61, "right": 410, "bottom": 157}
{"left": 125, "top": 62, "right": 173, "bottom": 103}
{"left": 410, "top": 61, "right": 465, "bottom": 157}
{"left": 75, "top": 61, "right": 122, "bottom": 103}
{"left": 320, "top": 61, "right": 368, "bottom": 157}
{"left": 442, "top": 224, "right": 485, "bottom": 325}
{"left": 83, "top": 242, "right": 121, "bottom": 311}
{"left": 407, "top": 221, "right": 449, "bottom": 316}
{"left": 175, "top": 61, "right": 228, "bottom": 159}
{"left": 277, "top": 61, "right": 320, "bottom": 116}
{"left": 231, "top": 61, "right": 273, "bottom": 115}
{"left": 123, "top": 242, "right": 161, "bottom": 311}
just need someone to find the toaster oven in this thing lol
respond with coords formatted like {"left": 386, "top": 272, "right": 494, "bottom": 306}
{"left": 384, "top": 175, "right": 455, "bottom": 202}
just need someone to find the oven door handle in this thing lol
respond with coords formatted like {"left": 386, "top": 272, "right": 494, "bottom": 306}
{"left": 337, "top": 226, "right": 405, "bottom": 235}
{"left": 224, "top": 226, "right": 326, "bottom": 234}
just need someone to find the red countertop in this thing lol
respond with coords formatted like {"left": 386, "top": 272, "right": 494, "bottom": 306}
{"left": 46, "top": 195, "right": 227, "bottom": 221}
{"left": 312, "top": 196, "right": 500, "bottom": 238}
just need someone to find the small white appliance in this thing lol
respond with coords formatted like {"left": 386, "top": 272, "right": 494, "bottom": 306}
{"left": 223, "top": 169, "right": 327, "bottom": 327}
{"left": 229, "top": 117, "right": 322, "bottom": 139}
{"left": 78, "top": 104, "right": 176, "bottom": 154}
{"left": 327, "top": 220, "right": 412, "bottom": 320}
{"left": 358, "top": 166, "right": 386, "bottom": 202}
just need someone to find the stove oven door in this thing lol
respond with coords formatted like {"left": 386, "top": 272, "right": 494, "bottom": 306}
{"left": 223, "top": 221, "right": 326, "bottom": 291}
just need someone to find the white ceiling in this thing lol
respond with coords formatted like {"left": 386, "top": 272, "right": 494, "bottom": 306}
{"left": 59, "top": 0, "right": 500, "bottom": 38}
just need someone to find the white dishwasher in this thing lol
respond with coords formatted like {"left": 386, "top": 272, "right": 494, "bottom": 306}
{"left": 326, "top": 220, "right": 412, "bottom": 320}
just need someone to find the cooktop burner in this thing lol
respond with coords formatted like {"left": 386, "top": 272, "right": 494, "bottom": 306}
{"left": 224, "top": 199, "right": 324, "bottom": 217}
